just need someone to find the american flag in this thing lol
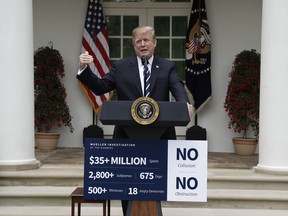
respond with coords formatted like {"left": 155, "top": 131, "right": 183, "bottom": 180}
{"left": 80, "top": 0, "right": 111, "bottom": 113}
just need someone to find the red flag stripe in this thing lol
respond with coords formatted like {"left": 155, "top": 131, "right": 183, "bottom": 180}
{"left": 83, "top": 29, "right": 109, "bottom": 77}
{"left": 82, "top": 31, "right": 108, "bottom": 76}
{"left": 95, "top": 29, "right": 110, "bottom": 68}
{"left": 82, "top": 38, "right": 106, "bottom": 78}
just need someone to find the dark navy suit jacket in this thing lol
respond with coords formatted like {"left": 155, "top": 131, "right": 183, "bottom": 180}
{"left": 77, "top": 55, "right": 189, "bottom": 139}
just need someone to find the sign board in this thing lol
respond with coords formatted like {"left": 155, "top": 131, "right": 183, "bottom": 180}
{"left": 84, "top": 138, "right": 207, "bottom": 202}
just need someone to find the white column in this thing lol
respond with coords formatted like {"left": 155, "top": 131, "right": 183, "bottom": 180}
{"left": 255, "top": 0, "right": 288, "bottom": 174}
{"left": 0, "top": 0, "right": 40, "bottom": 170}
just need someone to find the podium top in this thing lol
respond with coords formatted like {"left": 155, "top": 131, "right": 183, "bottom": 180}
{"left": 99, "top": 100, "right": 190, "bottom": 127}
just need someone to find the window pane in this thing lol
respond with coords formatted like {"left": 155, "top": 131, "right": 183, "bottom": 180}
{"left": 109, "top": 38, "right": 121, "bottom": 58}
{"left": 123, "top": 38, "right": 134, "bottom": 57}
{"left": 106, "top": 16, "right": 121, "bottom": 36}
{"left": 123, "top": 16, "right": 139, "bottom": 36}
{"left": 172, "top": 39, "right": 185, "bottom": 58}
{"left": 172, "top": 16, "right": 187, "bottom": 36}
{"left": 154, "top": 17, "right": 170, "bottom": 36}
{"left": 175, "top": 61, "right": 185, "bottom": 80}
{"left": 155, "top": 39, "right": 169, "bottom": 58}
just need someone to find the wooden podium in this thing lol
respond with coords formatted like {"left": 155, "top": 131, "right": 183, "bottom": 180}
{"left": 99, "top": 100, "right": 190, "bottom": 216}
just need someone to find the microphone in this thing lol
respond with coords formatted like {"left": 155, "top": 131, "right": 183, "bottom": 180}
{"left": 141, "top": 56, "right": 148, "bottom": 67}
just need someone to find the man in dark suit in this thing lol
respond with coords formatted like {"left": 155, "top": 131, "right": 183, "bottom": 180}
{"left": 77, "top": 25, "right": 193, "bottom": 118}
{"left": 77, "top": 25, "right": 193, "bottom": 215}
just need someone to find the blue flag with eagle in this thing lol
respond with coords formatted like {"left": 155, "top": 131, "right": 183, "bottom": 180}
{"left": 185, "top": 0, "right": 212, "bottom": 113}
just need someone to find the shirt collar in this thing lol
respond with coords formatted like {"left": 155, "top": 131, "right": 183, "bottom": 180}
{"left": 137, "top": 55, "right": 154, "bottom": 66}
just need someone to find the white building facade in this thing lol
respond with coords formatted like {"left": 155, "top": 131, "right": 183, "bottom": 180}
{"left": 1, "top": 0, "right": 288, "bottom": 174}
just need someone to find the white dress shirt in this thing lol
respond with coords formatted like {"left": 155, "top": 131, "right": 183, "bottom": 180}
{"left": 137, "top": 56, "right": 153, "bottom": 96}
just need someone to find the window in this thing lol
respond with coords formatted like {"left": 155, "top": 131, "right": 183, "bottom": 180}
{"left": 104, "top": 4, "right": 191, "bottom": 80}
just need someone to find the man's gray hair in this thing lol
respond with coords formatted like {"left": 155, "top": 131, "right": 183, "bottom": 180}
{"left": 132, "top": 26, "right": 156, "bottom": 44}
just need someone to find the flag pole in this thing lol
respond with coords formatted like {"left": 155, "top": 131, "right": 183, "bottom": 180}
{"left": 194, "top": 114, "right": 198, "bottom": 126}
{"left": 92, "top": 109, "right": 95, "bottom": 125}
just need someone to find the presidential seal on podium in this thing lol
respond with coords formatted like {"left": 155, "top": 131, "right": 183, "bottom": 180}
{"left": 131, "top": 97, "right": 159, "bottom": 125}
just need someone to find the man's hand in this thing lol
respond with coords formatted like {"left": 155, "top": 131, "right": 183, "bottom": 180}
{"left": 79, "top": 51, "right": 93, "bottom": 70}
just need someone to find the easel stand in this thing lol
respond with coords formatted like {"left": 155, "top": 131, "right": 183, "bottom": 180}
{"left": 99, "top": 100, "right": 190, "bottom": 216}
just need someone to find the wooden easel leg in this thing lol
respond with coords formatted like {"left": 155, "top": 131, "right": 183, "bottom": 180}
{"left": 126, "top": 201, "right": 162, "bottom": 216}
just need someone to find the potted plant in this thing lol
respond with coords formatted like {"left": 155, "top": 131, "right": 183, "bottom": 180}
{"left": 34, "top": 44, "right": 74, "bottom": 150}
{"left": 224, "top": 49, "right": 260, "bottom": 155}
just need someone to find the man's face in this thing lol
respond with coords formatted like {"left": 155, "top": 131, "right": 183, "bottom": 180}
{"left": 133, "top": 31, "right": 157, "bottom": 58}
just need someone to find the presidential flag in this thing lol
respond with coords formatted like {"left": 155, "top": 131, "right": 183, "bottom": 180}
{"left": 80, "top": 0, "right": 112, "bottom": 113}
{"left": 185, "top": 0, "right": 212, "bottom": 113}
